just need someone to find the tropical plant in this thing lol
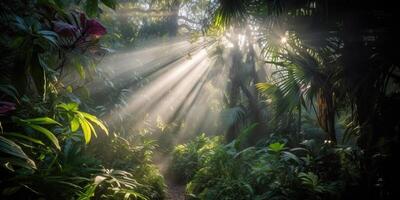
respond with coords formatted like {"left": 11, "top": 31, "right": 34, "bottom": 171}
{"left": 169, "top": 133, "right": 221, "bottom": 183}
{"left": 57, "top": 102, "right": 109, "bottom": 144}
{"left": 185, "top": 136, "right": 356, "bottom": 200}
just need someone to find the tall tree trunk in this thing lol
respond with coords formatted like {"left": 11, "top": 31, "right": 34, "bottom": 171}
{"left": 166, "top": 0, "right": 181, "bottom": 36}
{"left": 316, "top": 89, "right": 336, "bottom": 144}
{"left": 225, "top": 44, "right": 242, "bottom": 142}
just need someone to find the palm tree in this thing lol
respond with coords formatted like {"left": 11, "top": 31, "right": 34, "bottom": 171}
{"left": 211, "top": 0, "right": 400, "bottom": 198}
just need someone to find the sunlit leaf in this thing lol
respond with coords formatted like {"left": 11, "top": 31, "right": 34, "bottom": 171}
{"left": 77, "top": 116, "right": 91, "bottom": 144}
{"left": 81, "top": 112, "right": 109, "bottom": 135}
{"left": 70, "top": 117, "right": 80, "bottom": 132}
{"left": 57, "top": 102, "right": 79, "bottom": 111}
{"left": 268, "top": 142, "right": 285, "bottom": 153}
{"left": 255, "top": 82, "right": 273, "bottom": 92}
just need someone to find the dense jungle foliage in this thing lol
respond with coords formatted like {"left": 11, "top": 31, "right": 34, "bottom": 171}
{"left": 1, "top": 0, "right": 399, "bottom": 200}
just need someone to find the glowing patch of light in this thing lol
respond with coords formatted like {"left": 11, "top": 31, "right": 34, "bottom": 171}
{"left": 222, "top": 36, "right": 234, "bottom": 48}
{"left": 238, "top": 34, "right": 246, "bottom": 47}
{"left": 280, "top": 36, "right": 287, "bottom": 44}
{"left": 107, "top": 49, "right": 209, "bottom": 123}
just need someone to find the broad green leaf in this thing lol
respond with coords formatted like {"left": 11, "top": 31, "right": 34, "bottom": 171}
{"left": 70, "top": 117, "right": 80, "bottom": 132}
{"left": 28, "top": 124, "right": 60, "bottom": 150}
{"left": 86, "top": 119, "right": 97, "bottom": 138}
{"left": 101, "top": 0, "right": 116, "bottom": 9}
{"left": 81, "top": 112, "right": 109, "bottom": 135}
{"left": 0, "top": 136, "right": 29, "bottom": 160}
{"left": 24, "top": 117, "right": 61, "bottom": 126}
{"left": 57, "top": 102, "right": 79, "bottom": 111}
{"left": 77, "top": 116, "right": 91, "bottom": 144}
{"left": 85, "top": 0, "right": 99, "bottom": 17}
{"left": 282, "top": 151, "right": 300, "bottom": 164}
{"left": 268, "top": 142, "right": 285, "bottom": 153}
{"left": 3, "top": 132, "right": 45, "bottom": 146}
{"left": 255, "top": 82, "right": 273, "bottom": 92}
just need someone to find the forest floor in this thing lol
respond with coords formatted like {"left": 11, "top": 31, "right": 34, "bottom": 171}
{"left": 154, "top": 153, "right": 185, "bottom": 200}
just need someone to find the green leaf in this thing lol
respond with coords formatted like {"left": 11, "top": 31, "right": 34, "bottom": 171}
{"left": 81, "top": 112, "right": 109, "bottom": 135}
{"left": 77, "top": 116, "right": 91, "bottom": 144}
{"left": 235, "top": 123, "right": 258, "bottom": 150}
{"left": 282, "top": 151, "right": 300, "bottom": 164}
{"left": 28, "top": 124, "right": 60, "bottom": 150}
{"left": 0, "top": 136, "right": 29, "bottom": 160}
{"left": 101, "top": 0, "right": 116, "bottom": 9}
{"left": 70, "top": 117, "right": 80, "bottom": 132}
{"left": 85, "top": 0, "right": 99, "bottom": 17}
{"left": 24, "top": 117, "right": 61, "bottom": 126}
{"left": 2, "top": 132, "right": 45, "bottom": 146}
{"left": 86, "top": 119, "right": 97, "bottom": 138}
{"left": 1, "top": 157, "right": 37, "bottom": 170}
{"left": 255, "top": 82, "right": 273, "bottom": 92}
{"left": 75, "top": 62, "right": 86, "bottom": 79}
{"left": 268, "top": 142, "right": 285, "bottom": 153}
{"left": 299, "top": 172, "right": 319, "bottom": 188}
{"left": 57, "top": 102, "right": 79, "bottom": 111}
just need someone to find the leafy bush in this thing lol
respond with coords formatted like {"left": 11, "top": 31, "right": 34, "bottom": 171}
{"left": 88, "top": 134, "right": 166, "bottom": 199}
{"left": 169, "top": 133, "right": 221, "bottom": 183}
{"left": 0, "top": 100, "right": 166, "bottom": 199}
{"left": 183, "top": 136, "right": 361, "bottom": 200}
{"left": 0, "top": 1, "right": 166, "bottom": 199}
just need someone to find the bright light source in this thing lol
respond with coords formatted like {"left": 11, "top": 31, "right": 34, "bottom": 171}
{"left": 238, "top": 34, "right": 246, "bottom": 47}
{"left": 280, "top": 36, "right": 287, "bottom": 44}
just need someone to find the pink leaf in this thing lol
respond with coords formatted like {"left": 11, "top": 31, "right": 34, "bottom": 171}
{"left": 85, "top": 19, "right": 107, "bottom": 36}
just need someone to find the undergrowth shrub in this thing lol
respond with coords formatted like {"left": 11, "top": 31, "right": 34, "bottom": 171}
{"left": 169, "top": 133, "right": 221, "bottom": 183}
{"left": 178, "top": 135, "right": 361, "bottom": 200}
{"left": 87, "top": 134, "right": 166, "bottom": 199}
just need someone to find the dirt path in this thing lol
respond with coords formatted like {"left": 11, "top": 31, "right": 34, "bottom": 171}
{"left": 165, "top": 179, "right": 185, "bottom": 200}
{"left": 153, "top": 153, "right": 185, "bottom": 200}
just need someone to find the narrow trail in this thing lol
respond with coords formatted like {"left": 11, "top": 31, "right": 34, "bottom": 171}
{"left": 153, "top": 153, "right": 185, "bottom": 200}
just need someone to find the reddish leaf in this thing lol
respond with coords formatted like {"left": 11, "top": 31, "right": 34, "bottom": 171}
{"left": 85, "top": 19, "right": 107, "bottom": 36}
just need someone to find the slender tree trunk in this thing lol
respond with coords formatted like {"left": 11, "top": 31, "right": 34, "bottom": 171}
{"left": 298, "top": 103, "right": 302, "bottom": 139}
